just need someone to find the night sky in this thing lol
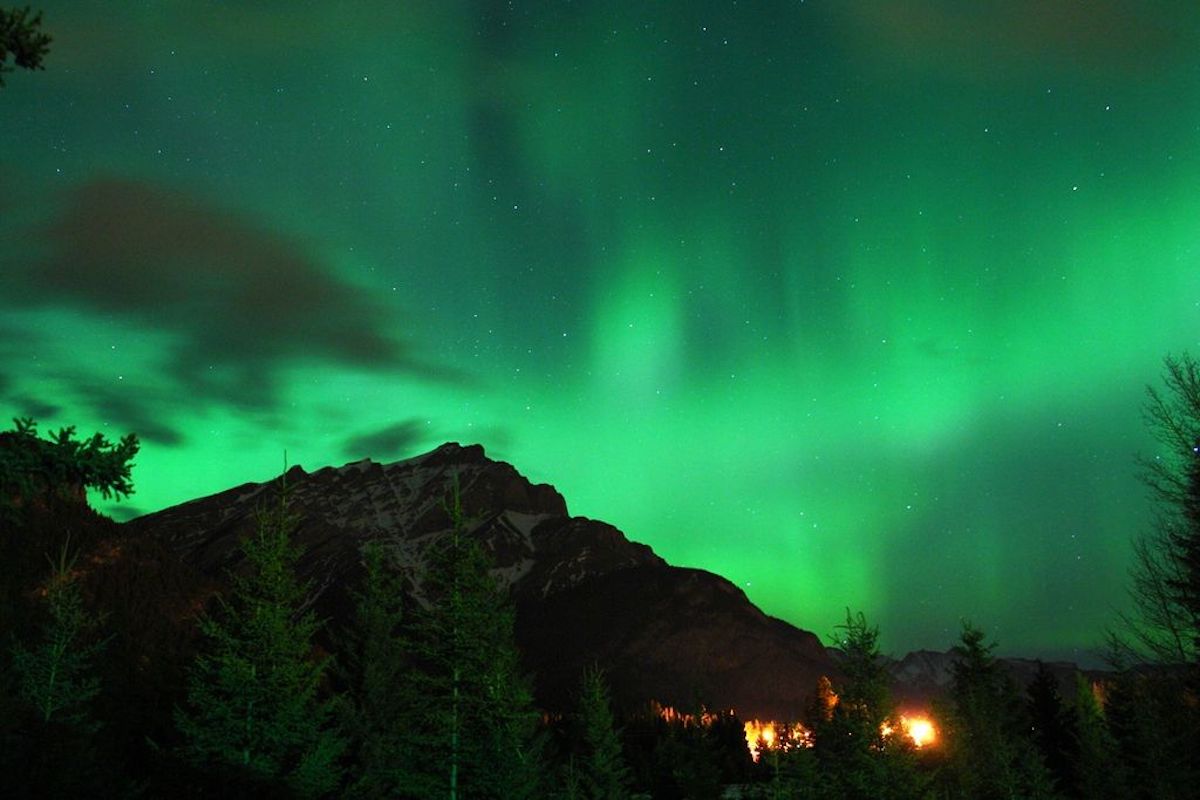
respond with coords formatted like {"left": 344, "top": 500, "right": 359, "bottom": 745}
{"left": 3, "top": 1, "right": 1199, "bottom": 662}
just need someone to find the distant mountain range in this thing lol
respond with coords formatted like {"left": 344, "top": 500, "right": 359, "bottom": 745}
{"left": 126, "top": 442, "right": 1098, "bottom": 720}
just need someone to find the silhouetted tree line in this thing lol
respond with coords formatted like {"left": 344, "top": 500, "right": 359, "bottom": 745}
{"left": 1, "top": 353, "right": 1199, "bottom": 797}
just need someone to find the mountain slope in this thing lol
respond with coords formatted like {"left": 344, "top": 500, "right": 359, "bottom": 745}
{"left": 127, "top": 442, "right": 834, "bottom": 719}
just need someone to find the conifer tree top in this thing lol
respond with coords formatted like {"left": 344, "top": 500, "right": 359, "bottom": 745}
{"left": 0, "top": 417, "right": 139, "bottom": 505}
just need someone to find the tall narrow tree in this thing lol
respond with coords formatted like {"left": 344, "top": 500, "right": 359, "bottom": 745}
{"left": 810, "top": 610, "right": 922, "bottom": 800}
{"left": 337, "top": 540, "right": 420, "bottom": 798}
{"left": 175, "top": 478, "right": 344, "bottom": 798}
{"left": 939, "top": 622, "right": 1055, "bottom": 800}
{"left": 10, "top": 538, "right": 105, "bottom": 728}
{"left": 406, "top": 475, "right": 542, "bottom": 799}
{"left": 573, "top": 664, "right": 631, "bottom": 800}
{"left": 5, "top": 537, "right": 111, "bottom": 798}
{"left": 1026, "top": 662, "right": 1078, "bottom": 797}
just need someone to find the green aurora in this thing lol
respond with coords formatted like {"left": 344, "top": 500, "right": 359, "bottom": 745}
{"left": 2, "top": 1, "right": 1199, "bottom": 661}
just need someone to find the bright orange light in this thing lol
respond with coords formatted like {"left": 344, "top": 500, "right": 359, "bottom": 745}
{"left": 741, "top": 708, "right": 937, "bottom": 761}
{"left": 743, "top": 720, "right": 776, "bottom": 761}
{"left": 901, "top": 715, "right": 936, "bottom": 748}
{"left": 743, "top": 720, "right": 813, "bottom": 761}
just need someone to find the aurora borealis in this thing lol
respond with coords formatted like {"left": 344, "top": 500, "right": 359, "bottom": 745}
{"left": 2, "top": 1, "right": 1198, "bottom": 662}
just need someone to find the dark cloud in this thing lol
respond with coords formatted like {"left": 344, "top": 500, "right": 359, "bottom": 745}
{"left": 844, "top": 0, "right": 1187, "bottom": 81}
{"left": 7, "top": 395, "right": 62, "bottom": 420}
{"left": 1, "top": 177, "right": 474, "bottom": 428}
{"left": 341, "top": 419, "right": 425, "bottom": 460}
{"left": 84, "top": 383, "right": 186, "bottom": 445}
{"left": 32, "top": 178, "right": 403, "bottom": 390}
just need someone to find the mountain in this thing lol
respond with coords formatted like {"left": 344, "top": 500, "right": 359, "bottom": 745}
{"left": 887, "top": 648, "right": 1105, "bottom": 709}
{"left": 125, "top": 442, "right": 835, "bottom": 720}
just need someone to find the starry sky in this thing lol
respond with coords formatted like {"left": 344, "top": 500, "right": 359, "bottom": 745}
{"left": 3, "top": 1, "right": 1199, "bottom": 663}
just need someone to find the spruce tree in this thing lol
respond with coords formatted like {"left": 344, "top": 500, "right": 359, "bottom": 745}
{"left": 338, "top": 540, "right": 420, "bottom": 798}
{"left": 1, "top": 417, "right": 138, "bottom": 640}
{"left": 1026, "top": 662, "right": 1078, "bottom": 796}
{"left": 175, "top": 480, "right": 344, "bottom": 798}
{"left": 406, "top": 475, "right": 543, "bottom": 799}
{"left": 1103, "top": 670, "right": 1197, "bottom": 800}
{"left": 939, "top": 622, "right": 1056, "bottom": 800}
{"left": 0, "top": 417, "right": 138, "bottom": 506}
{"left": 10, "top": 539, "right": 105, "bottom": 728}
{"left": 573, "top": 664, "right": 631, "bottom": 800}
{"left": 5, "top": 538, "right": 111, "bottom": 798}
{"left": 810, "top": 610, "right": 922, "bottom": 800}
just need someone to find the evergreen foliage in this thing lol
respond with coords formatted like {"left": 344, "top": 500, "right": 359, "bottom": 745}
{"left": 0, "top": 5, "right": 50, "bottom": 86}
{"left": 810, "top": 610, "right": 924, "bottom": 800}
{"left": 1025, "top": 662, "right": 1078, "bottom": 797}
{"left": 4, "top": 537, "right": 114, "bottom": 798}
{"left": 572, "top": 664, "right": 632, "bottom": 800}
{"left": 559, "top": 755, "right": 584, "bottom": 799}
{"left": 939, "top": 622, "right": 1056, "bottom": 800}
{"left": 0, "top": 417, "right": 139, "bottom": 504}
{"left": 1103, "top": 670, "right": 1198, "bottom": 800}
{"left": 175, "top": 481, "right": 344, "bottom": 798}
{"left": 621, "top": 704, "right": 750, "bottom": 799}
{"left": 10, "top": 539, "right": 106, "bottom": 727}
{"left": 17, "top": 405, "right": 1200, "bottom": 797}
{"left": 404, "top": 474, "right": 543, "bottom": 799}
{"left": 760, "top": 729, "right": 818, "bottom": 800}
{"left": 337, "top": 540, "right": 421, "bottom": 798}
{"left": 657, "top": 715, "right": 723, "bottom": 800}
{"left": 0, "top": 417, "right": 137, "bottom": 703}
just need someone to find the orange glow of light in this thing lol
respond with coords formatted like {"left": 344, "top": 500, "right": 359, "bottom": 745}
{"left": 900, "top": 715, "right": 937, "bottom": 748}
{"left": 737, "top": 707, "right": 938, "bottom": 761}
{"left": 650, "top": 700, "right": 724, "bottom": 728}
{"left": 743, "top": 720, "right": 812, "bottom": 761}
{"left": 744, "top": 720, "right": 776, "bottom": 761}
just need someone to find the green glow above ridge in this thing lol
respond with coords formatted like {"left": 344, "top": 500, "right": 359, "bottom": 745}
{"left": 4, "top": 0, "right": 1199, "bottom": 662}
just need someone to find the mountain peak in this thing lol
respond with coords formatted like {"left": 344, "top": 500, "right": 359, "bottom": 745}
{"left": 128, "top": 442, "right": 834, "bottom": 717}
{"left": 421, "top": 440, "right": 488, "bottom": 466}
{"left": 129, "top": 441, "right": 584, "bottom": 590}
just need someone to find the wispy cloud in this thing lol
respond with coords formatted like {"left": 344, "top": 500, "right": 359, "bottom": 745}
{"left": 341, "top": 419, "right": 426, "bottom": 460}
{"left": 1, "top": 176, "right": 475, "bottom": 443}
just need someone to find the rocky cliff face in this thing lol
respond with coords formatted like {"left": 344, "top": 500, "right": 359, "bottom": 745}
{"left": 127, "top": 442, "right": 834, "bottom": 719}
{"left": 126, "top": 443, "right": 662, "bottom": 604}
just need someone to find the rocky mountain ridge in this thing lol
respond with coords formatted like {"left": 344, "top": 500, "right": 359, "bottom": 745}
{"left": 126, "top": 442, "right": 833, "bottom": 718}
{"left": 127, "top": 443, "right": 663, "bottom": 605}
{"left": 126, "top": 441, "right": 1098, "bottom": 719}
